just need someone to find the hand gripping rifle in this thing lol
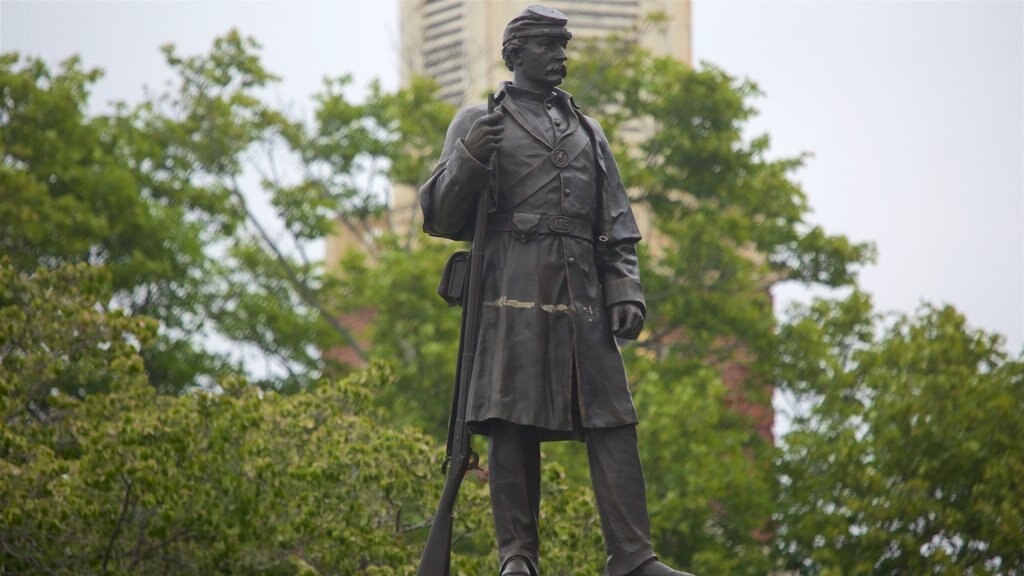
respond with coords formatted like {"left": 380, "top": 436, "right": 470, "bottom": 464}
{"left": 417, "top": 92, "right": 503, "bottom": 576}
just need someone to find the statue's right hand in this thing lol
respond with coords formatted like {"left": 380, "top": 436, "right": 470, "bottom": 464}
{"left": 463, "top": 111, "right": 504, "bottom": 164}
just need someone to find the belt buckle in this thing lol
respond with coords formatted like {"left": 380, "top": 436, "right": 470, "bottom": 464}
{"left": 548, "top": 216, "right": 572, "bottom": 234}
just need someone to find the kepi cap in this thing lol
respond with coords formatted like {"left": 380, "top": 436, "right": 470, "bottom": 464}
{"left": 503, "top": 5, "right": 572, "bottom": 46}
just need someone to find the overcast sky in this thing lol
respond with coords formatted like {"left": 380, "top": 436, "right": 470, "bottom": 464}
{"left": 3, "top": 0, "right": 1022, "bottom": 355}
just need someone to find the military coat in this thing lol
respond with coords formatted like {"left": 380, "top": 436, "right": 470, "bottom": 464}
{"left": 420, "top": 83, "right": 645, "bottom": 437}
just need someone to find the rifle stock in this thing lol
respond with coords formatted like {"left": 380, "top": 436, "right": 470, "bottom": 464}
{"left": 415, "top": 451, "right": 465, "bottom": 574}
{"left": 417, "top": 92, "right": 501, "bottom": 576}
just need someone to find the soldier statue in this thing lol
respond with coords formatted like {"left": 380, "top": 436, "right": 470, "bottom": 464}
{"left": 420, "top": 5, "right": 694, "bottom": 576}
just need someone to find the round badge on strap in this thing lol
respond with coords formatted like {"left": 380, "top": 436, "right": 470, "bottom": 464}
{"left": 551, "top": 148, "right": 569, "bottom": 168}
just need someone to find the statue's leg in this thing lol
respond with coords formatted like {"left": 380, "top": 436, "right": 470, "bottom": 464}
{"left": 585, "top": 425, "right": 657, "bottom": 576}
{"left": 489, "top": 420, "right": 541, "bottom": 575}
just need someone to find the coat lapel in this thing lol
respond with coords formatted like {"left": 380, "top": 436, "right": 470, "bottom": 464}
{"left": 555, "top": 105, "right": 580, "bottom": 145}
{"left": 501, "top": 96, "right": 555, "bottom": 149}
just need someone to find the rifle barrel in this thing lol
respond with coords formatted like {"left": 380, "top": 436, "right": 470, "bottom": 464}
{"left": 416, "top": 92, "right": 500, "bottom": 576}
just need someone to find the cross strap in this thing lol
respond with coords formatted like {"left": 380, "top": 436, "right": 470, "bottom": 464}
{"left": 502, "top": 133, "right": 591, "bottom": 209}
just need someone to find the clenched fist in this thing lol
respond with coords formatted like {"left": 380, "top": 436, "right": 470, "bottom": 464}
{"left": 463, "top": 111, "right": 504, "bottom": 164}
{"left": 609, "top": 302, "right": 644, "bottom": 340}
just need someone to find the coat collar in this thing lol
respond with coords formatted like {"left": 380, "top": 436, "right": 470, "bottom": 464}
{"left": 497, "top": 82, "right": 581, "bottom": 147}
{"left": 497, "top": 81, "right": 580, "bottom": 109}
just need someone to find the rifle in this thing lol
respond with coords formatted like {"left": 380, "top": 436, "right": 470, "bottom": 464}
{"left": 417, "top": 92, "right": 502, "bottom": 576}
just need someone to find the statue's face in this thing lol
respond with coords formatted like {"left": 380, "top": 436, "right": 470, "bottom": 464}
{"left": 516, "top": 36, "right": 568, "bottom": 88}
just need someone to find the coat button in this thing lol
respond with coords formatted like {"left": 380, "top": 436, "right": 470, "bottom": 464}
{"left": 564, "top": 187, "right": 571, "bottom": 196}
{"left": 567, "top": 257, "right": 576, "bottom": 265}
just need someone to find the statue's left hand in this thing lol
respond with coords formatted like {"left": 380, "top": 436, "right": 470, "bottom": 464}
{"left": 609, "top": 302, "right": 644, "bottom": 340}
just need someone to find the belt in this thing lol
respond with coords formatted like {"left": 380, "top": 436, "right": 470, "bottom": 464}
{"left": 488, "top": 213, "right": 593, "bottom": 242}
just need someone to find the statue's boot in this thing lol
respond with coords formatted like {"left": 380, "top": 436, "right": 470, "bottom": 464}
{"left": 501, "top": 555, "right": 537, "bottom": 576}
{"left": 626, "top": 559, "right": 695, "bottom": 576}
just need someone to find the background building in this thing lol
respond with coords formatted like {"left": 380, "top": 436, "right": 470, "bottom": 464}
{"left": 399, "top": 0, "right": 691, "bottom": 107}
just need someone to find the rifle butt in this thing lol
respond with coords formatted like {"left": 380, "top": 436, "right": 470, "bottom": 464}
{"left": 416, "top": 518, "right": 453, "bottom": 576}
{"left": 416, "top": 456, "right": 468, "bottom": 576}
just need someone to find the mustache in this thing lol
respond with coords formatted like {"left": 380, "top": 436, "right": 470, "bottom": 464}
{"left": 546, "top": 63, "right": 568, "bottom": 77}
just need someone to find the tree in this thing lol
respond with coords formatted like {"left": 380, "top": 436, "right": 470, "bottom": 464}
{"left": 775, "top": 293, "right": 1024, "bottom": 575}
{"left": 0, "top": 52, "right": 240, "bottom": 394}
{"left": 0, "top": 33, "right": 455, "bottom": 395}
{"left": 0, "top": 257, "right": 439, "bottom": 573}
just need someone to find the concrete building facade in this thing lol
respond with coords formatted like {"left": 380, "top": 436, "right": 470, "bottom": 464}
{"left": 399, "top": 0, "right": 691, "bottom": 107}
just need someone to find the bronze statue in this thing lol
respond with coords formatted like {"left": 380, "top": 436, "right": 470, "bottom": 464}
{"left": 419, "top": 6, "right": 694, "bottom": 576}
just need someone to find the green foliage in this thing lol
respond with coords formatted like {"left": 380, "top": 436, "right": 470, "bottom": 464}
{"left": 628, "top": 355, "right": 776, "bottom": 575}
{"left": 0, "top": 51, "right": 236, "bottom": 393}
{"left": 0, "top": 260, "right": 156, "bottom": 416}
{"left": 0, "top": 32, "right": 455, "bottom": 394}
{"left": 565, "top": 31, "right": 875, "bottom": 363}
{"left": 0, "top": 259, "right": 439, "bottom": 573}
{"left": 5, "top": 378, "right": 439, "bottom": 573}
{"left": 0, "top": 54, "right": 112, "bottom": 268}
{"left": 776, "top": 294, "right": 1024, "bottom": 574}
{"left": 331, "top": 236, "right": 462, "bottom": 437}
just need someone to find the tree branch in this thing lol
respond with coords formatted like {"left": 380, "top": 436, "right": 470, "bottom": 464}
{"left": 252, "top": 141, "right": 314, "bottom": 269}
{"left": 228, "top": 176, "right": 368, "bottom": 362}
{"left": 103, "top": 473, "right": 133, "bottom": 574}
